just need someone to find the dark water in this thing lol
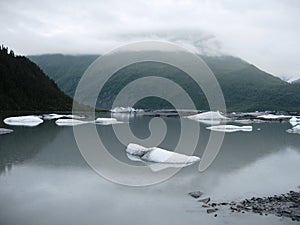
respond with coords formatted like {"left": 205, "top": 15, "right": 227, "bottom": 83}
{"left": 0, "top": 113, "right": 299, "bottom": 225}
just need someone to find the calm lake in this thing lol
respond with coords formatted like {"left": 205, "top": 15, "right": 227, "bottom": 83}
{"left": 0, "top": 112, "right": 299, "bottom": 225}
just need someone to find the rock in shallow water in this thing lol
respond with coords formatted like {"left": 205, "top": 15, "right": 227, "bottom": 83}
{"left": 188, "top": 191, "right": 203, "bottom": 199}
{"left": 193, "top": 189, "right": 300, "bottom": 221}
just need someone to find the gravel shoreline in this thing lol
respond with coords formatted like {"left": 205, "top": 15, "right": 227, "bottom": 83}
{"left": 189, "top": 189, "right": 300, "bottom": 221}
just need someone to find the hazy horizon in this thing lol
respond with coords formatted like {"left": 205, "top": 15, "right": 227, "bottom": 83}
{"left": 1, "top": 0, "right": 300, "bottom": 80}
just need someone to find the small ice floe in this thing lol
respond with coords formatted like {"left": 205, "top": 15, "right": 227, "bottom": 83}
{"left": 234, "top": 119, "right": 253, "bottom": 125}
{"left": 55, "top": 119, "right": 92, "bottom": 126}
{"left": 111, "top": 107, "right": 144, "bottom": 113}
{"left": 257, "top": 114, "right": 291, "bottom": 120}
{"left": 43, "top": 113, "right": 84, "bottom": 120}
{"left": 0, "top": 128, "right": 13, "bottom": 135}
{"left": 95, "top": 118, "right": 124, "bottom": 125}
{"left": 3, "top": 116, "right": 43, "bottom": 127}
{"left": 126, "top": 143, "right": 200, "bottom": 171}
{"left": 186, "top": 111, "right": 229, "bottom": 123}
{"left": 286, "top": 125, "right": 300, "bottom": 134}
{"left": 206, "top": 125, "right": 253, "bottom": 133}
{"left": 289, "top": 116, "right": 300, "bottom": 126}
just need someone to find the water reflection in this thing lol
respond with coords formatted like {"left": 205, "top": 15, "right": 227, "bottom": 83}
{"left": 0, "top": 121, "right": 61, "bottom": 174}
{"left": 0, "top": 114, "right": 299, "bottom": 225}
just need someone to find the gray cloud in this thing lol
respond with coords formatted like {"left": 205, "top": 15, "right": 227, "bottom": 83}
{"left": 0, "top": 0, "right": 299, "bottom": 79}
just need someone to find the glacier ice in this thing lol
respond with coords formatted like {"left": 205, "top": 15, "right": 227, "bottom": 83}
{"left": 43, "top": 113, "right": 84, "bottom": 120}
{"left": 55, "top": 119, "right": 91, "bottom": 126}
{"left": 186, "top": 111, "right": 229, "bottom": 122}
{"left": 126, "top": 143, "right": 152, "bottom": 156}
{"left": 289, "top": 116, "right": 300, "bottom": 126}
{"left": 206, "top": 125, "right": 253, "bottom": 133}
{"left": 111, "top": 107, "right": 144, "bottom": 113}
{"left": 3, "top": 116, "right": 43, "bottom": 127}
{"left": 257, "top": 114, "right": 291, "bottom": 120}
{"left": 126, "top": 143, "right": 200, "bottom": 166}
{"left": 95, "top": 117, "right": 124, "bottom": 125}
{"left": 0, "top": 128, "right": 13, "bottom": 135}
{"left": 286, "top": 125, "right": 300, "bottom": 134}
{"left": 126, "top": 153, "right": 196, "bottom": 172}
{"left": 234, "top": 119, "right": 253, "bottom": 124}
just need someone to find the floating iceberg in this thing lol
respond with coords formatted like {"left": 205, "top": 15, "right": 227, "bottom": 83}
{"left": 55, "top": 119, "right": 91, "bottom": 126}
{"left": 206, "top": 125, "right": 253, "bottom": 133}
{"left": 0, "top": 128, "right": 13, "bottom": 135}
{"left": 289, "top": 116, "right": 300, "bottom": 126}
{"left": 234, "top": 119, "right": 253, "bottom": 124}
{"left": 111, "top": 107, "right": 144, "bottom": 113}
{"left": 3, "top": 116, "right": 43, "bottom": 127}
{"left": 286, "top": 125, "right": 300, "bottom": 134}
{"left": 95, "top": 117, "right": 124, "bottom": 125}
{"left": 43, "top": 113, "right": 84, "bottom": 120}
{"left": 126, "top": 153, "right": 195, "bottom": 172}
{"left": 126, "top": 143, "right": 200, "bottom": 165}
{"left": 186, "top": 111, "right": 229, "bottom": 121}
{"left": 257, "top": 114, "right": 291, "bottom": 120}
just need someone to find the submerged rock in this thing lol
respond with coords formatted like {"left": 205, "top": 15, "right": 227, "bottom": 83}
{"left": 188, "top": 191, "right": 203, "bottom": 199}
{"left": 207, "top": 208, "right": 217, "bottom": 214}
{"left": 198, "top": 197, "right": 211, "bottom": 204}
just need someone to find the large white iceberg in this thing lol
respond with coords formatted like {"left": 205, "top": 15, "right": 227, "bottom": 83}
{"left": 3, "top": 116, "right": 43, "bottom": 127}
{"left": 186, "top": 111, "right": 229, "bottom": 121}
{"left": 206, "top": 125, "right": 253, "bottom": 133}
{"left": 95, "top": 117, "right": 124, "bottom": 125}
{"left": 286, "top": 125, "right": 300, "bottom": 134}
{"left": 43, "top": 113, "right": 84, "bottom": 120}
{"left": 55, "top": 119, "right": 91, "bottom": 126}
{"left": 289, "top": 116, "right": 300, "bottom": 126}
{"left": 111, "top": 107, "right": 144, "bottom": 113}
{"left": 257, "top": 114, "right": 291, "bottom": 120}
{"left": 0, "top": 128, "right": 14, "bottom": 135}
{"left": 126, "top": 143, "right": 200, "bottom": 165}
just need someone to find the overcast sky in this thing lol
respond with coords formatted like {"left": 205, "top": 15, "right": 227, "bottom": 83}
{"left": 1, "top": 0, "right": 300, "bottom": 80}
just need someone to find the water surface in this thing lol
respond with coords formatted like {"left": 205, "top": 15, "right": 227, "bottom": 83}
{"left": 0, "top": 113, "right": 299, "bottom": 225}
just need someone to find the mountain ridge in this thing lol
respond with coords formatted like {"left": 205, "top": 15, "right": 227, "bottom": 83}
{"left": 28, "top": 53, "right": 300, "bottom": 112}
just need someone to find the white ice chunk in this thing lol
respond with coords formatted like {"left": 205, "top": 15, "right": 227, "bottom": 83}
{"left": 186, "top": 111, "right": 229, "bottom": 121}
{"left": 234, "top": 119, "right": 253, "bottom": 124}
{"left": 126, "top": 143, "right": 200, "bottom": 164}
{"left": 126, "top": 143, "right": 152, "bottom": 156}
{"left": 141, "top": 147, "right": 200, "bottom": 164}
{"left": 126, "top": 153, "right": 195, "bottom": 172}
{"left": 257, "top": 114, "right": 291, "bottom": 120}
{"left": 197, "top": 120, "right": 221, "bottom": 125}
{"left": 55, "top": 119, "right": 91, "bottom": 126}
{"left": 111, "top": 107, "right": 144, "bottom": 113}
{"left": 0, "top": 128, "right": 14, "bottom": 135}
{"left": 3, "top": 116, "right": 43, "bottom": 127}
{"left": 289, "top": 116, "right": 300, "bottom": 126}
{"left": 95, "top": 117, "right": 124, "bottom": 125}
{"left": 43, "top": 113, "right": 84, "bottom": 120}
{"left": 206, "top": 125, "right": 253, "bottom": 133}
{"left": 286, "top": 125, "right": 300, "bottom": 134}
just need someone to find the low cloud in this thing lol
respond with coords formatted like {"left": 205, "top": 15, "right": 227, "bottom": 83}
{"left": 0, "top": 0, "right": 299, "bottom": 78}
